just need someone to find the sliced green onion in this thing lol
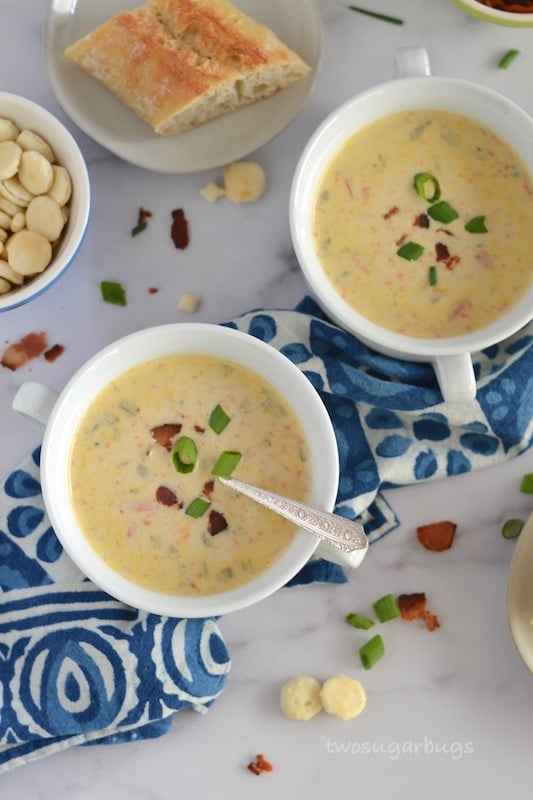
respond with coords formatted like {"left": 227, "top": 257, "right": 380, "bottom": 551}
{"left": 501, "top": 518, "right": 524, "bottom": 540}
{"left": 465, "top": 216, "right": 488, "bottom": 233}
{"left": 211, "top": 450, "right": 242, "bottom": 477}
{"left": 498, "top": 49, "right": 519, "bottom": 69}
{"left": 428, "top": 265, "right": 438, "bottom": 286}
{"left": 171, "top": 436, "right": 198, "bottom": 474}
{"left": 185, "top": 497, "right": 211, "bottom": 518}
{"left": 346, "top": 612, "right": 375, "bottom": 630}
{"left": 427, "top": 201, "right": 459, "bottom": 224}
{"left": 397, "top": 241, "right": 424, "bottom": 261}
{"left": 208, "top": 404, "right": 231, "bottom": 435}
{"left": 359, "top": 634, "right": 385, "bottom": 669}
{"left": 373, "top": 594, "right": 401, "bottom": 623}
{"left": 520, "top": 473, "right": 533, "bottom": 494}
{"left": 100, "top": 281, "right": 127, "bottom": 306}
{"left": 414, "top": 172, "right": 441, "bottom": 203}
{"left": 131, "top": 220, "right": 147, "bottom": 237}
{"left": 348, "top": 5, "right": 403, "bottom": 24}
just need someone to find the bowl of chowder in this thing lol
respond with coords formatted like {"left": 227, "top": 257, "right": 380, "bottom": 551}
{"left": 290, "top": 47, "right": 533, "bottom": 403}
{"left": 12, "top": 323, "right": 354, "bottom": 617}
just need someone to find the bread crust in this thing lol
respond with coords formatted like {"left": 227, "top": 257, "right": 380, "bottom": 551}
{"left": 64, "top": 0, "right": 310, "bottom": 135}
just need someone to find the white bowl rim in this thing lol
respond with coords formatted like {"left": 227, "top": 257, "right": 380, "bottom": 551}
{"left": 0, "top": 90, "right": 90, "bottom": 312}
{"left": 452, "top": 0, "right": 533, "bottom": 21}
{"left": 40, "top": 322, "right": 340, "bottom": 617}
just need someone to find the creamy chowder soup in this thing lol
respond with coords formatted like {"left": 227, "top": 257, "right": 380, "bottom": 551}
{"left": 312, "top": 109, "right": 533, "bottom": 338}
{"left": 69, "top": 354, "right": 311, "bottom": 596}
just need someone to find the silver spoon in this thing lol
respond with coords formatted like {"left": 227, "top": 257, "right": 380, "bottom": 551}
{"left": 218, "top": 476, "right": 368, "bottom": 555}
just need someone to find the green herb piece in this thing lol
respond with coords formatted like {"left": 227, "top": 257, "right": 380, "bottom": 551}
{"left": 348, "top": 5, "right": 404, "bottom": 24}
{"left": 465, "top": 216, "right": 488, "bottom": 233}
{"left": 100, "top": 281, "right": 127, "bottom": 306}
{"left": 427, "top": 201, "right": 459, "bottom": 224}
{"left": 397, "top": 241, "right": 424, "bottom": 261}
{"left": 208, "top": 404, "right": 231, "bottom": 435}
{"left": 501, "top": 518, "right": 524, "bottom": 540}
{"left": 498, "top": 49, "right": 519, "bottom": 69}
{"left": 346, "top": 612, "right": 375, "bottom": 630}
{"left": 211, "top": 450, "right": 242, "bottom": 477}
{"left": 373, "top": 594, "right": 401, "bottom": 623}
{"left": 171, "top": 436, "right": 198, "bottom": 474}
{"left": 428, "top": 265, "right": 438, "bottom": 286}
{"left": 520, "top": 473, "right": 533, "bottom": 494}
{"left": 131, "top": 220, "right": 147, "bottom": 237}
{"left": 185, "top": 497, "right": 211, "bottom": 518}
{"left": 414, "top": 172, "right": 441, "bottom": 203}
{"left": 359, "top": 634, "right": 385, "bottom": 669}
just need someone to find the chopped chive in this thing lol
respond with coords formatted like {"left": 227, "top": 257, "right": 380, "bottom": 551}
{"left": 131, "top": 220, "right": 147, "bottom": 237}
{"left": 186, "top": 496, "right": 211, "bottom": 518}
{"left": 346, "top": 612, "right": 375, "bottom": 630}
{"left": 373, "top": 594, "right": 401, "bottom": 623}
{"left": 427, "top": 201, "right": 459, "bottom": 224}
{"left": 348, "top": 5, "right": 404, "bottom": 24}
{"left": 501, "top": 518, "right": 524, "bottom": 540}
{"left": 208, "top": 404, "right": 231, "bottom": 435}
{"left": 100, "top": 281, "right": 127, "bottom": 306}
{"left": 428, "top": 265, "right": 438, "bottom": 286}
{"left": 171, "top": 436, "right": 198, "bottom": 474}
{"left": 414, "top": 172, "right": 441, "bottom": 203}
{"left": 520, "top": 473, "right": 533, "bottom": 494}
{"left": 211, "top": 450, "right": 242, "bottom": 477}
{"left": 397, "top": 241, "right": 424, "bottom": 261}
{"left": 465, "top": 216, "right": 488, "bottom": 233}
{"left": 359, "top": 634, "right": 385, "bottom": 669}
{"left": 498, "top": 49, "right": 519, "bottom": 69}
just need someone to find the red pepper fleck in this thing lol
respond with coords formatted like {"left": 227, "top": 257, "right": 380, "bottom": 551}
{"left": 171, "top": 208, "right": 189, "bottom": 249}
{"left": 436, "top": 228, "right": 454, "bottom": 236}
{"left": 155, "top": 486, "right": 181, "bottom": 506}
{"left": 247, "top": 755, "right": 273, "bottom": 776}
{"left": 435, "top": 242, "right": 450, "bottom": 262}
{"left": 194, "top": 425, "right": 205, "bottom": 433}
{"left": 445, "top": 255, "right": 461, "bottom": 271}
{"left": 44, "top": 343, "right": 65, "bottom": 362}
{"left": 208, "top": 510, "right": 228, "bottom": 535}
{"left": 148, "top": 287, "right": 159, "bottom": 294}
{"left": 413, "top": 213, "right": 429, "bottom": 228}
{"left": 383, "top": 205, "right": 399, "bottom": 220}
{"left": 395, "top": 234, "right": 407, "bottom": 247}
{"left": 150, "top": 423, "right": 182, "bottom": 451}
{"left": 202, "top": 479, "right": 215, "bottom": 499}
{"left": 139, "top": 207, "right": 152, "bottom": 224}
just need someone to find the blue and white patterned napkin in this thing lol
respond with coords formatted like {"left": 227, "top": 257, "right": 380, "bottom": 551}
{"left": 1, "top": 297, "right": 531, "bottom": 773}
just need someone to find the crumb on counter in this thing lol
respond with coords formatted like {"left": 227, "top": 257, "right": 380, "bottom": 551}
{"left": 178, "top": 292, "right": 201, "bottom": 312}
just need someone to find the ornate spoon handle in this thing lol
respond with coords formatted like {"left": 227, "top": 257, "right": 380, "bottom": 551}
{"left": 219, "top": 477, "right": 367, "bottom": 554}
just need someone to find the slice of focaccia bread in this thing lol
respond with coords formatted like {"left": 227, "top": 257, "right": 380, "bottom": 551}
{"left": 64, "top": 0, "right": 311, "bottom": 135}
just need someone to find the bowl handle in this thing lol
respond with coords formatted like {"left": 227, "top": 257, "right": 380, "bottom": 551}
{"left": 12, "top": 381, "right": 59, "bottom": 431}
{"left": 395, "top": 46, "right": 431, "bottom": 78}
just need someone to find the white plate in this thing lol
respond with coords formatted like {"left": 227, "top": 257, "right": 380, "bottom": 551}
{"left": 506, "top": 512, "right": 533, "bottom": 673}
{"left": 45, "top": 0, "right": 322, "bottom": 173}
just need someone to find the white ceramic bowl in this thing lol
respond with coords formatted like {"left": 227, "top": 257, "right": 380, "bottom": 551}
{"left": 290, "top": 60, "right": 533, "bottom": 403}
{"left": 0, "top": 91, "right": 90, "bottom": 311}
{"left": 450, "top": 0, "right": 533, "bottom": 26}
{"left": 13, "top": 323, "right": 344, "bottom": 618}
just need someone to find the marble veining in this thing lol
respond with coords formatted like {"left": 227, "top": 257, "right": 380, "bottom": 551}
{"left": 1, "top": 0, "right": 533, "bottom": 797}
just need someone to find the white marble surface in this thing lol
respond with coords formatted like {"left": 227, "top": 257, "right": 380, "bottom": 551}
{"left": 1, "top": 0, "right": 533, "bottom": 796}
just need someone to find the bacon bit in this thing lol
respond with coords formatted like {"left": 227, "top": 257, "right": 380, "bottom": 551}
{"left": 171, "top": 208, "right": 189, "bottom": 249}
{"left": 417, "top": 520, "right": 457, "bottom": 551}
{"left": 155, "top": 485, "right": 181, "bottom": 507}
{"left": 150, "top": 423, "right": 182, "bottom": 451}
{"left": 445, "top": 255, "right": 461, "bottom": 271}
{"left": 398, "top": 593, "right": 440, "bottom": 631}
{"left": 1, "top": 331, "right": 47, "bottom": 370}
{"left": 194, "top": 425, "right": 205, "bottom": 433}
{"left": 208, "top": 510, "right": 228, "bottom": 536}
{"left": 138, "top": 207, "right": 152, "bottom": 224}
{"left": 247, "top": 754, "right": 273, "bottom": 776}
{"left": 44, "top": 343, "right": 65, "bottom": 362}
{"left": 202, "top": 479, "right": 215, "bottom": 499}
{"left": 413, "top": 213, "right": 429, "bottom": 228}
{"left": 383, "top": 205, "right": 399, "bottom": 220}
{"left": 148, "top": 287, "right": 159, "bottom": 294}
{"left": 435, "top": 242, "right": 450, "bottom": 262}
{"left": 395, "top": 234, "right": 407, "bottom": 247}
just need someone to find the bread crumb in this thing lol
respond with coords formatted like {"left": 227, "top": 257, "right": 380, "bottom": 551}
{"left": 223, "top": 162, "right": 266, "bottom": 203}
{"left": 178, "top": 292, "right": 201, "bottom": 312}
{"left": 199, "top": 181, "right": 226, "bottom": 203}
